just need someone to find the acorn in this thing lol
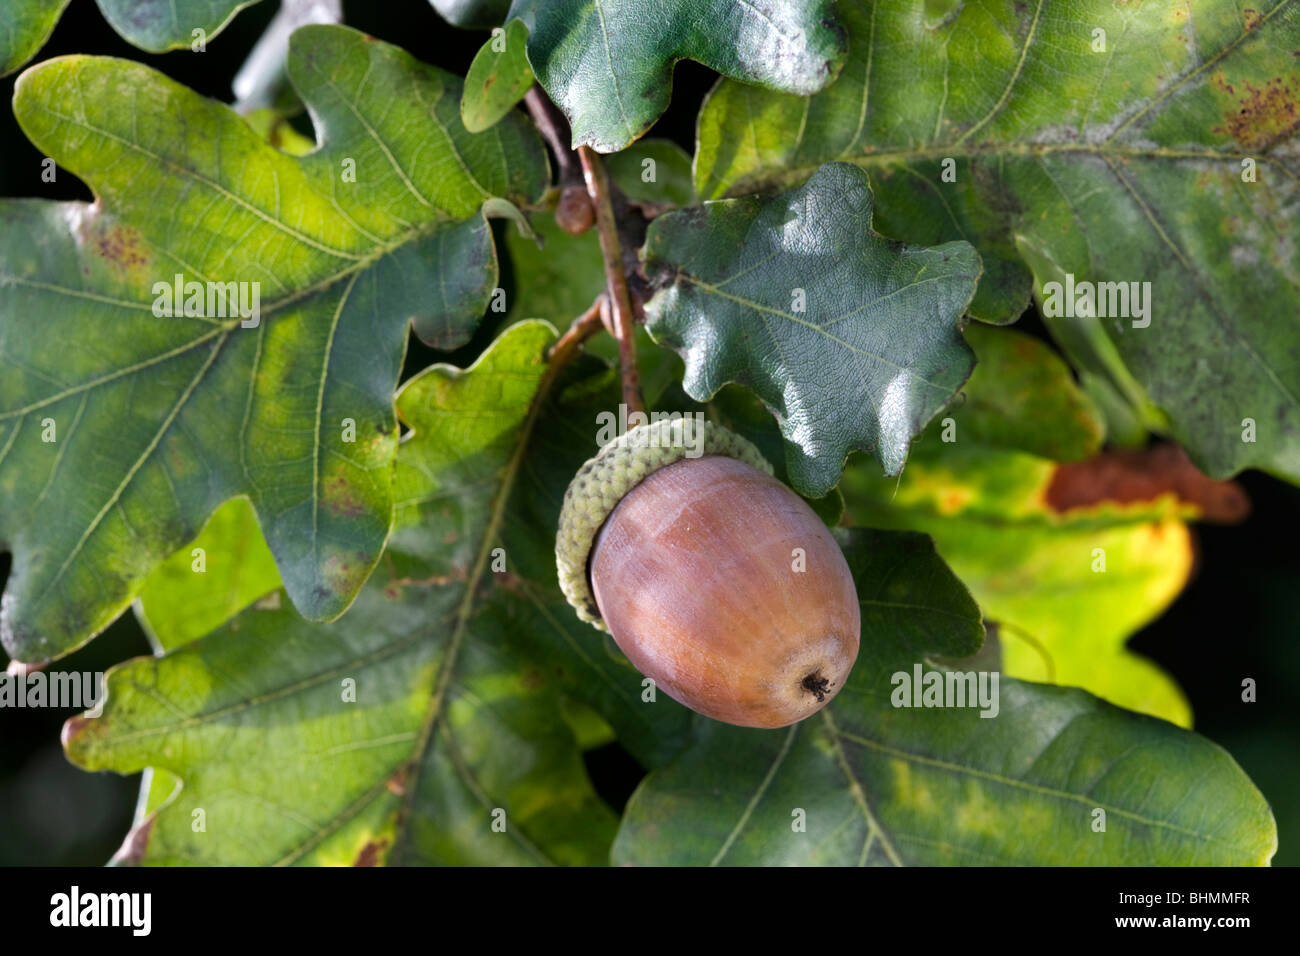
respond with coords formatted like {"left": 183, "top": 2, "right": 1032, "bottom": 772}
{"left": 556, "top": 418, "right": 860, "bottom": 728}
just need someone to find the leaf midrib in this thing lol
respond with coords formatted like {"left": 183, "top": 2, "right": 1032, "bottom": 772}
{"left": 721, "top": 141, "right": 1299, "bottom": 201}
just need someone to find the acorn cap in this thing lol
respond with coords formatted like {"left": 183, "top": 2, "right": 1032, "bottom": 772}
{"left": 556, "top": 417, "right": 772, "bottom": 630}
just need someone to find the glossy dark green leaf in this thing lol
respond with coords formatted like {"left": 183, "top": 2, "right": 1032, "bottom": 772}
{"left": 643, "top": 162, "right": 981, "bottom": 496}
{"left": 614, "top": 528, "right": 1277, "bottom": 865}
{"left": 506, "top": 0, "right": 848, "bottom": 152}
{"left": 461, "top": 19, "right": 534, "bottom": 133}
{"left": 0, "top": 26, "right": 547, "bottom": 663}
{"left": 695, "top": 0, "right": 1300, "bottom": 483}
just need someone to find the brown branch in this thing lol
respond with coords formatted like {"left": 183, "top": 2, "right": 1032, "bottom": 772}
{"left": 578, "top": 145, "right": 645, "bottom": 415}
{"left": 524, "top": 86, "right": 578, "bottom": 183}
{"left": 522, "top": 88, "right": 642, "bottom": 407}
{"left": 523, "top": 86, "right": 593, "bottom": 235}
{"left": 548, "top": 294, "right": 607, "bottom": 365}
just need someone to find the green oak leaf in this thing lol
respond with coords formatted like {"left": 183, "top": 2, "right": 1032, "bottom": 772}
{"left": 840, "top": 439, "right": 1211, "bottom": 727}
{"left": 643, "top": 162, "right": 981, "bottom": 497}
{"left": 694, "top": 0, "right": 1300, "bottom": 483}
{"left": 461, "top": 19, "right": 534, "bottom": 133}
{"left": 613, "top": 528, "right": 1277, "bottom": 865}
{"left": 504, "top": 213, "right": 606, "bottom": 324}
{"left": 96, "top": 0, "right": 264, "bottom": 52}
{"left": 0, "top": 26, "right": 547, "bottom": 663}
{"left": 66, "top": 324, "right": 583, "bottom": 863}
{"left": 135, "top": 497, "right": 281, "bottom": 654}
{"left": 67, "top": 321, "right": 693, "bottom": 864}
{"left": 505, "top": 0, "right": 848, "bottom": 152}
{"left": 2, "top": 0, "right": 267, "bottom": 74}
{"left": 0, "top": 0, "right": 70, "bottom": 76}
{"left": 944, "top": 325, "right": 1105, "bottom": 462}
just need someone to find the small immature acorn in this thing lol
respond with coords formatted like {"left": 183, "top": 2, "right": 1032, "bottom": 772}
{"left": 556, "top": 419, "right": 860, "bottom": 728}
{"left": 555, "top": 183, "right": 596, "bottom": 236}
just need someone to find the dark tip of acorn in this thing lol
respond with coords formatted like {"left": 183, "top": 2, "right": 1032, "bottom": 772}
{"left": 802, "top": 671, "right": 830, "bottom": 703}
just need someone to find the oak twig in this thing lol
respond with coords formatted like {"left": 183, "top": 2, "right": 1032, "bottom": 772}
{"left": 523, "top": 86, "right": 578, "bottom": 183}
{"left": 578, "top": 145, "right": 645, "bottom": 415}
{"left": 548, "top": 294, "right": 607, "bottom": 365}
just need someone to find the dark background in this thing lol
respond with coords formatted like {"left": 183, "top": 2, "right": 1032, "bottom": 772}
{"left": 1, "top": 0, "right": 1296, "bottom": 866}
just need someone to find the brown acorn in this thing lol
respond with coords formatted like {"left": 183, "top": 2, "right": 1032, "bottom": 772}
{"left": 556, "top": 419, "right": 860, "bottom": 728}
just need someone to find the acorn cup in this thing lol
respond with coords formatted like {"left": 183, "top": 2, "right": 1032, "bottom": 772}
{"left": 556, "top": 418, "right": 861, "bottom": 728}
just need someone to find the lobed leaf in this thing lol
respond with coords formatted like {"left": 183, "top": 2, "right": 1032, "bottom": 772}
{"left": 839, "top": 326, "right": 1249, "bottom": 730}
{"left": 643, "top": 162, "right": 981, "bottom": 496}
{"left": 694, "top": 0, "right": 1300, "bottom": 483}
{"left": 0, "top": 26, "right": 548, "bottom": 663}
{"left": 461, "top": 18, "right": 534, "bottom": 134}
{"left": 505, "top": 0, "right": 848, "bottom": 152}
